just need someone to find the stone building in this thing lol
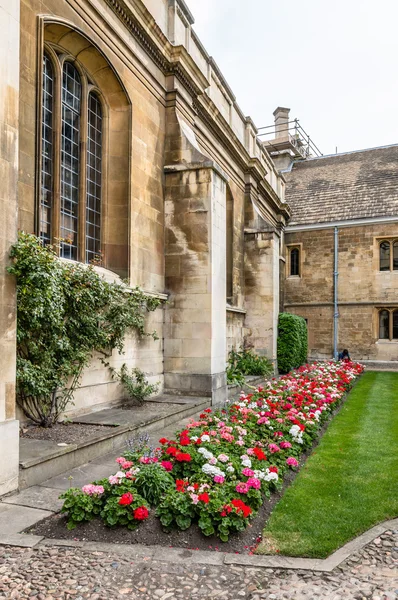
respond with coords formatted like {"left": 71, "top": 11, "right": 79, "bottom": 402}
{"left": 279, "top": 139, "right": 398, "bottom": 363}
{"left": 0, "top": 0, "right": 290, "bottom": 494}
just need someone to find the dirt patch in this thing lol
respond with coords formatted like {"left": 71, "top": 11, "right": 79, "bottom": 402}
{"left": 21, "top": 422, "right": 117, "bottom": 445}
{"left": 29, "top": 390, "right": 353, "bottom": 554}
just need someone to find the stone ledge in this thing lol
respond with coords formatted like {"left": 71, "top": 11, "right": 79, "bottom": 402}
{"left": 23, "top": 517, "right": 397, "bottom": 572}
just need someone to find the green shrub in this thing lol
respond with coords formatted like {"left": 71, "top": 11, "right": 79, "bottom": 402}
{"left": 226, "top": 347, "right": 273, "bottom": 385}
{"left": 8, "top": 232, "right": 162, "bottom": 427}
{"left": 277, "top": 313, "right": 308, "bottom": 373}
{"left": 112, "top": 365, "right": 159, "bottom": 404}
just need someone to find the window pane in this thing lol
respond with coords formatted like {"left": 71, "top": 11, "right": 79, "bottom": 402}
{"left": 60, "top": 63, "right": 81, "bottom": 260}
{"left": 393, "top": 242, "right": 398, "bottom": 271}
{"left": 379, "top": 310, "right": 390, "bottom": 340}
{"left": 290, "top": 248, "right": 300, "bottom": 276}
{"left": 379, "top": 241, "right": 390, "bottom": 271}
{"left": 86, "top": 93, "right": 102, "bottom": 264}
{"left": 393, "top": 312, "right": 398, "bottom": 339}
{"left": 40, "top": 53, "right": 53, "bottom": 245}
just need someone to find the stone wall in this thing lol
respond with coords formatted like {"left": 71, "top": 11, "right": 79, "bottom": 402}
{"left": 285, "top": 223, "right": 398, "bottom": 361}
{"left": 226, "top": 310, "right": 246, "bottom": 355}
{"left": 0, "top": 0, "right": 20, "bottom": 494}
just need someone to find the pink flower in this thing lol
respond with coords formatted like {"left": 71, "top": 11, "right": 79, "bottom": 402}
{"left": 218, "top": 454, "right": 229, "bottom": 463}
{"left": 242, "top": 468, "right": 255, "bottom": 477}
{"left": 161, "top": 461, "right": 173, "bottom": 472}
{"left": 280, "top": 441, "right": 292, "bottom": 449}
{"left": 121, "top": 461, "right": 133, "bottom": 470}
{"left": 108, "top": 475, "right": 119, "bottom": 485}
{"left": 213, "top": 475, "right": 225, "bottom": 484}
{"left": 246, "top": 448, "right": 255, "bottom": 456}
{"left": 209, "top": 457, "right": 217, "bottom": 465}
{"left": 210, "top": 430, "right": 218, "bottom": 436}
{"left": 235, "top": 482, "right": 250, "bottom": 494}
{"left": 247, "top": 477, "right": 261, "bottom": 490}
{"left": 139, "top": 456, "right": 151, "bottom": 464}
{"left": 268, "top": 443, "right": 280, "bottom": 453}
{"left": 286, "top": 457, "right": 299, "bottom": 467}
{"left": 257, "top": 417, "right": 269, "bottom": 425}
{"left": 115, "top": 457, "right": 125, "bottom": 464}
{"left": 190, "top": 493, "right": 199, "bottom": 504}
{"left": 235, "top": 439, "right": 245, "bottom": 446}
{"left": 82, "top": 484, "right": 104, "bottom": 496}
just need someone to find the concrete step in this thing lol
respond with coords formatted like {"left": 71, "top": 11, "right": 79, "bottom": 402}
{"left": 18, "top": 396, "right": 209, "bottom": 490}
{"left": 361, "top": 361, "right": 398, "bottom": 372}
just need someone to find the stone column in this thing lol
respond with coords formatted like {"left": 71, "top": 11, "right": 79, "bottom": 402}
{"left": 244, "top": 230, "right": 280, "bottom": 367}
{"left": 164, "top": 163, "right": 227, "bottom": 406}
{"left": 0, "top": 0, "right": 20, "bottom": 495}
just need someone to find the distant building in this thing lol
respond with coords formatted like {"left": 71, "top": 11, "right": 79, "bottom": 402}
{"left": 265, "top": 110, "right": 398, "bottom": 364}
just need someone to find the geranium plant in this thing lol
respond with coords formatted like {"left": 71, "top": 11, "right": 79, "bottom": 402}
{"left": 61, "top": 361, "right": 363, "bottom": 540}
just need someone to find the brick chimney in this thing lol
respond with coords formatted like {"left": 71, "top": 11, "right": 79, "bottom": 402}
{"left": 273, "top": 107, "right": 290, "bottom": 139}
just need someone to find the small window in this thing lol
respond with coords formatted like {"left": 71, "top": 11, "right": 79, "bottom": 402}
{"left": 290, "top": 247, "right": 300, "bottom": 277}
{"left": 40, "top": 53, "right": 54, "bottom": 246}
{"left": 393, "top": 242, "right": 398, "bottom": 271}
{"left": 86, "top": 93, "right": 103, "bottom": 264}
{"left": 393, "top": 311, "right": 398, "bottom": 339}
{"left": 379, "top": 310, "right": 389, "bottom": 339}
{"left": 379, "top": 241, "right": 390, "bottom": 271}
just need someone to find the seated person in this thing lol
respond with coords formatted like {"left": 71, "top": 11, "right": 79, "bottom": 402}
{"left": 338, "top": 348, "right": 351, "bottom": 361}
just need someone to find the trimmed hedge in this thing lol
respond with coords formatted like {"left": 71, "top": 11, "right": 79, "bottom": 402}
{"left": 277, "top": 313, "right": 308, "bottom": 374}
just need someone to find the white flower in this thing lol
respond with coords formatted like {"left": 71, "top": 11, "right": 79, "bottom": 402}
{"left": 226, "top": 465, "right": 235, "bottom": 473}
{"left": 190, "top": 436, "right": 198, "bottom": 442}
{"left": 201, "top": 434, "right": 210, "bottom": 442}
{"left": 198, "top": 448, "right": 214, "bottom": 460}
{"left": 264, "top": 470, "right": 279, "bottom": 482}
{"left": 201, "top": 464, "right": 225, "bottom": 477}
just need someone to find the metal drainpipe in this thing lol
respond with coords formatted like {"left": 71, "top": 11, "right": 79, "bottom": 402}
{"left": 333, "top": 227, "right": 339, "bottom": 359}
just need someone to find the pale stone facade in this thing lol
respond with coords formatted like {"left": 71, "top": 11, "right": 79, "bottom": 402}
{"left": 0, "top": 0, "right": 289, "bottom": 493}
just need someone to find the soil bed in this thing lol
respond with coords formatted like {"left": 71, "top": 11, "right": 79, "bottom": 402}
{"left": 30, "top": 393, "right": 351, "bottom": 554}
{"left": 21, "top": 422, "right": 117, "bottom": 445}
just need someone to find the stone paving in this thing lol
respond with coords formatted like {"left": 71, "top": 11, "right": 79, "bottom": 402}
{"left": 0, "top": 529, "right": 397, "bottom": 599}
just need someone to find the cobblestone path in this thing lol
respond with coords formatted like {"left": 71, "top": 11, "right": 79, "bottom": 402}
{"left": 0, "top": 530, "right": 397, "bottom": 599}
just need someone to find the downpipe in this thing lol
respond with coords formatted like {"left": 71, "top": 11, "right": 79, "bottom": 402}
{"left": 333, "top": 226, "right": 339, "bottom": 359}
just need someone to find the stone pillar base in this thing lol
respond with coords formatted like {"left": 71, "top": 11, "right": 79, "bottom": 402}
{"left": 164, "top": 372, "right": 227, "bottom": 406}
{"left": 0, "top": 420, "right": 19, "bottom": 496}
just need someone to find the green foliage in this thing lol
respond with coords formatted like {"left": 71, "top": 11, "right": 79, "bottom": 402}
{"left": 112, "top": 364, "right": 159, "bottom": 404}
{"left": 132, "top": 463, "right": 175, "bottom": 506}
{"left": 156, "top": 490, "right": 196, "bottom": 531}
{"left": 226, "top": 347, "right": 273, "bottom": 385}
{"left": 277, "top": 313, "right": 308, "bottom": 374}
{"left": 60, "top": 488, "right": 104, "bottom": 530}
{"left": 8, "top": 232, "right": 162, "bottom": 427}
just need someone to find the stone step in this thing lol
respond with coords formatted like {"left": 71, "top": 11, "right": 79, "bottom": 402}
{"left": 361, "top": 361, "right": 398, "bottom": 371}
{"left": 18, "top": 396, "right": 209, "bottom": 490}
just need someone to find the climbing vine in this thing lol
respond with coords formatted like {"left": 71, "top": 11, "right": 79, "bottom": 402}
{"left": 8, "top": 233, "right": 162, "bottom": 427}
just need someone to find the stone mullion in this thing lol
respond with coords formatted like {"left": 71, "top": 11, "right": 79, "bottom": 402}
{"left": 78, "top": 78, "right": 89, "bottom": 263}
{"left": 51, "top": 56, "right": 62, "bottom": 253}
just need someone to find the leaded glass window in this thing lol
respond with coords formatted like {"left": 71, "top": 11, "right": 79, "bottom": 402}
{"left": 379, "top": 241, "right": 390, "bottom": 272}
{"left": 86, "top": 93, "right": 102, "bottom": 264}
{"left": 40, "top": 53, "right": 54, "bottom": 245}
{"left": 290, "top": 248, "right": 300, "bottom": 276}
{"left": 60, "top": 62, "right": 81, "bottom": 260}
{"left": 379, "top": 310, "right": 389, "bottom": 340}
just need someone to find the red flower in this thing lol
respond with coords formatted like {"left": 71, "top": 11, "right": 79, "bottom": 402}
{"left": 179, "top": 430, "right": 191, "bottom": 446}
{"left": 118, "top": 492, "right": 134, "bottom": 506}
{"left": 161, "top": 461, "right": 173, "bottom": 471}
{"left": 166, "top": 447, "right": 177, "bottom": 457}
{"left": 175, "top": 452, "right": 191, "bottom": 462}
{"left": 231, "top": 498, "right": 252, "bottom": 518}
{"left": 198, "top": 493, "right": 210, "bottom": 504}
{"left": 159, "top": 438, "right": 168, "bottom": 445}
{"left": 269, "top": 466, "right": 278, "bottom": 473}
{"left": 204, "top": 408, "right": 212, "bottom": 413}
{"left": 176, "top": 479, "right": 186, "bottom": 492}
{"left": 133, "top": 506, "right": 149, "bottom": 520}
{"left": 253, "top": 447, "right": 267, "bottom": 461}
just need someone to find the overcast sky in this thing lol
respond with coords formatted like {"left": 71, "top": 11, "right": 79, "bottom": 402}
{"left": 185, "top": 0, "right": 398, "bottom": 156}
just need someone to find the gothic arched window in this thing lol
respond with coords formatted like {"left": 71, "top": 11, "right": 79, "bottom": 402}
{"left": 40, "top": 50, "right": 103, "bottom": 264}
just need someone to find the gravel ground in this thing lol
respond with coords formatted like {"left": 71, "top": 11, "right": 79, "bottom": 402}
{"left": 0, "top": 530, "right": 397, "bottom": 599}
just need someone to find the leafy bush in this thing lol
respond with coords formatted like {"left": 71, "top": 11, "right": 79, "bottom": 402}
{"left": 8, "top": 233, "right": 162, "bottom": 427}
{"left": 132, "top": 463, "right": 175, "bottom": 506}
{"left": 112, "top": 365, "right": 159, "bottom": 404}
{"left": 227, "top": 347, "right": 273, "bottom": 385}
{"left": 277, "top": 313, "right": 308, "bottom": 374}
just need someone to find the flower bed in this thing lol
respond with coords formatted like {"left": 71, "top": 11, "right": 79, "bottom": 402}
{"left": 61, "top": 361, "right": 363, "bottom": 541}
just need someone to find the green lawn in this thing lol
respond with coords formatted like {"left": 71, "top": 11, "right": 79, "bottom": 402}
{"left": 257, "top": 371, "right": 398, "bottom": 558}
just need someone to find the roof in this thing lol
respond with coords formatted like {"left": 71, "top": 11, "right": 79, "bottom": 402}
{"left": 284, "top": 144, "right": 398, "bottom": 226}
